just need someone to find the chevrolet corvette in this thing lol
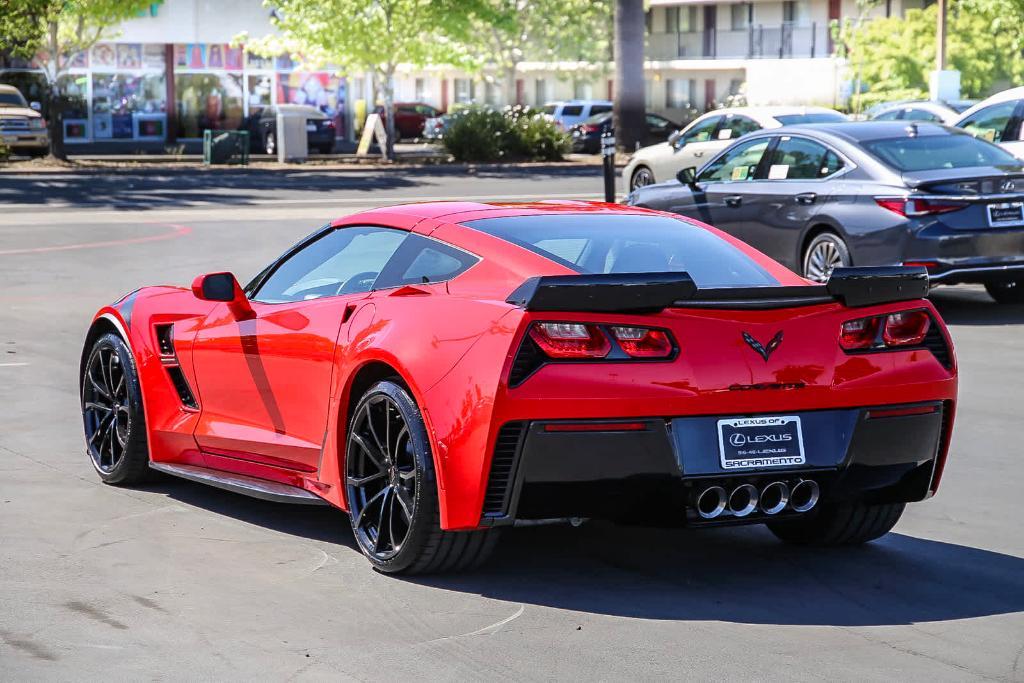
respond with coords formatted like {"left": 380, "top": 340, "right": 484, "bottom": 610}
{"left": 80, "top": 202, "right": 957, "bottom": 574}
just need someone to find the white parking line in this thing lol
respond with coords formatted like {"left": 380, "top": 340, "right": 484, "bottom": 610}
{"left": 0, "top": 362, "right": 29, "bottom": 367}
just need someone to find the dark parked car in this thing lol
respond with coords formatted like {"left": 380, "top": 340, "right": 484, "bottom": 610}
{"left": 627, "top": 121, "right": 1024, "bottom": 303}
{"left": 569, "top": 111, "right": 679, "bottom": 153}
{"left": 244, "top": 105, "right": 336, "bottom": 155}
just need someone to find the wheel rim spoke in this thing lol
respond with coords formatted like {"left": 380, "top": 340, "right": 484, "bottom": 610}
{"left": 346, "top": 393, "right": 418, "bottom": 561}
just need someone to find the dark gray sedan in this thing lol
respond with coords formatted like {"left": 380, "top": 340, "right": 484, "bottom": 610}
{"left": 626, "top": 122, "right": 1024, "bottom": 303}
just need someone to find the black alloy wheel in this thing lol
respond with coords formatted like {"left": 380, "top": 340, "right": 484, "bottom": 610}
{"left": 345, "top": 380, "right": 499, "bottom": 574}
{"left": 346, "top": 391, "right": 418, "bottom": 562}
{"left": 82, "top": 332, "right": 150, "bottom": 484}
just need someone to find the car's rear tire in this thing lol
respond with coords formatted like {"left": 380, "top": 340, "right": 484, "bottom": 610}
{"left": 345, "top": 380, "right": 499, "bottom": 574}
{"left": 81, "top": 332, "right": 151, "bottom": 485}
{"left": 985, "top": 280, "right": 1024, "bottom": 304}
{"left": 802, "top": 231, "right": 851, "bottom": 283}
{"left": 630, "top": 165, "right": 655, "bottom": 191}
{"left": 767, "top": 501, "right": 905, "bottom": 545}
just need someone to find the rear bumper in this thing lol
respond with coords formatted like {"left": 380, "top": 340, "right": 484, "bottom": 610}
{"left": 905, "top": 223, "right": 1024, "bottom": 283}
{"left": 480, "top": 402, "right": 952, "bottom": 528}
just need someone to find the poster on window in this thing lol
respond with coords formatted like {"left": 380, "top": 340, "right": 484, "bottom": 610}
{"left": 143, "top": 44, "right": 165, "bottom": 69}
{"left": 92, "top": 44, "right": 116, "bottom": 68}
{"left": 176, "top": 44, "right": 206, "bottom": 69}
{"left": 67, "top": 51, "right": 89, "bottom": 69}
{"left": 93, "top": 112, "right": 113, "bottom": 138}
{"left": 117, "top": 44, "right": 142, "bottom": 69}
{"left": 277, "top": 72, "right": 347, "bottom": 138}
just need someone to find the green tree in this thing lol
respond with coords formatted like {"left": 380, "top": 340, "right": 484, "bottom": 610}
{"left": 830, "top": 0, "right": 882, "bottom": 115}
{"left": 471, "top": 0, "right": 612, "bottom": 105}
{"left": 1, "top": 0, "right": 156, "bottom": 159}
{"left": 242, "top": 0, "right": 484, "bottom": 160}
{"left": 857, "top": 1, "right": 1024, "bottom": 106}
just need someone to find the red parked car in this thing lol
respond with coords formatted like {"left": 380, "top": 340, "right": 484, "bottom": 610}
{"left": 80, "top": 202, "right": 956, "bottom": 574}
{"left": 379, "top": 102, "right": 441, "bottom": 140}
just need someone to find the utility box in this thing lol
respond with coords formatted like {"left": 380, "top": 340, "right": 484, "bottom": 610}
{"left": 202, "top": 130, "right": 249, "bottom": 165}
{"left": 276, "top": 110, "right": 308, "bottom": 163}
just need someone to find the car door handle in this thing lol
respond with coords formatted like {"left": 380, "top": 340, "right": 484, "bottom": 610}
{"left": 795, "top": 192, "right": 817, "bottom": 205}
{"left": 724, "top": 195, "right": 743, "bottom": 207}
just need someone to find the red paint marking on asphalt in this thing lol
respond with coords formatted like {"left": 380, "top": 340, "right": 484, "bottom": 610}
{"left": 0, "top": 223, "right": 192, "bottom": 256}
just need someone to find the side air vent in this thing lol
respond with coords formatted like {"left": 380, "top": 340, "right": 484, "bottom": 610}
{"left": 166, "top": 366, "right": 198, "bottom": 410}
{"left": 923, "top": 320, "right": 952, "bottom": 369}
{"left": 483, "top": 422, "right": 527, "bottom": 516}
{"left": 508, "top": 337, "right": 545, "bottom": 387}
{"left": 155, "top": 324, "right": 175, "bottom": 356}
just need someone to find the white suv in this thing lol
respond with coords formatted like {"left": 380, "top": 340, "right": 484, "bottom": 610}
{"left": 954, "top": 87, "right": 1024, "bottom": 159}
{"left": 542, "top": 100, "right": 613, "bottom": 131}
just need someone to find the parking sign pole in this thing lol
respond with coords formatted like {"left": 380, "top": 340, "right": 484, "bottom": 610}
{"left": 602, "top": 132, "right": 616, "bottom": 203}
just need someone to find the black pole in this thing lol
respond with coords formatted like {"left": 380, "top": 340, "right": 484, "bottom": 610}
{"left": 601, "top": 131, "right": 616, "bottom": 203}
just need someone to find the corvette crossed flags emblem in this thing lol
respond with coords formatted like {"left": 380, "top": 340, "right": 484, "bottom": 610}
{"left": 742, "top": 331, "right": 784, "bottom": 362}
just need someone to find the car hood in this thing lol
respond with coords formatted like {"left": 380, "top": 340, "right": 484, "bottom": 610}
{"left": 0, "top": 106, "right": 41, "bottom": 119}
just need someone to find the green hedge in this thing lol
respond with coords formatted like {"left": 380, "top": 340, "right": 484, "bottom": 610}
{"left": 441, "top": 105, "right": 571, "bottom": 162}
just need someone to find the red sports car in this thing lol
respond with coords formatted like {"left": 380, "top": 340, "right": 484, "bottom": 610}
{"left": 80, "top": 202, "right": 957, "bottom": 574}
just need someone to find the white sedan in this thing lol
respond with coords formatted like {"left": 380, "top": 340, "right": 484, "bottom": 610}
{"left": 622, "top": 106, "right": 847, "bottom": 191}
{"left": 954, "top": 86, "right": 1024, "bottom": 159}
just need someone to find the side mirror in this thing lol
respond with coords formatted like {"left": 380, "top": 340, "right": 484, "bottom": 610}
{"left": 191, "top": 272, "right": 253, "bottom": 317}
{"left": 677, "top": 166, "right": 699, "bottom": 189}
{"left": 667, "top": 130, "right": 681, "bottom": 145}
{"left": 29, "top": 101, "right": 41, "bottom": 111}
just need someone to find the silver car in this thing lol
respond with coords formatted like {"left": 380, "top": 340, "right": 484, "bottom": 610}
{"left": 627, "top": 121, "right": 1024, "bottom": 303}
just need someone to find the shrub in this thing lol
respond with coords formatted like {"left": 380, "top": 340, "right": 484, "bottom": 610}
{"left": 441, "top": 104, "right": 570, "bottom": 162}
{"left": 0, "top": 141, "right": 9, "bottom": 163}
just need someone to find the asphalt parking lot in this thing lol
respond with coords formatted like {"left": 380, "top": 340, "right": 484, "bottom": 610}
{"left": 1, "top": 167, "right": 1022, "bottom": 680}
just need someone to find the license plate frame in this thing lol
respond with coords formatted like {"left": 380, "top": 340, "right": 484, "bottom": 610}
{"left": 717, "top": 416, "right": 806, "bottom": 470}
{"left": 987, "top": 202, "right": 1024, "bottom": 227}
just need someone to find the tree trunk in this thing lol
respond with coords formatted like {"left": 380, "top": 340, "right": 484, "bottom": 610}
{"left": 380, "top": 68, "right": 396, "bottom": 162}
{"left": 613, "top": 0, "right": 645, "bottom": 152}
{"left": 46, "top": 20, "right": 67, "bottom": 160}
{"left": 504, "top": 66, "right": 517, "bottom": 107}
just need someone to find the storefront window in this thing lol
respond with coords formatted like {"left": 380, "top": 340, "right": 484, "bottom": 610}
{"left": 174, "top": 72, "right": 243, "bottom": 138}
{"left": 92, "top": 72, "right": 167, "bottom": 139}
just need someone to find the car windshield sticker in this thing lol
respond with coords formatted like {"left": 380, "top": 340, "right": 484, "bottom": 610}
{"left": 768, "top": 164, "right": 789, "bottom": 180}
{"left": 718, "top": 129, "right": 733, "bottom": 140}
{"left": 731, "top": 165, "right": 750, "bottom": 181}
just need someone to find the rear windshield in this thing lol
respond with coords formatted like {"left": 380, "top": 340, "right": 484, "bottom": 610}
{"left": 863, "top": 134, "right": 1022, "bottom": 172}
{"left": 774, "top": 112, "right": 847, "bottom": 125}
{"left": 462, "top": 214, "right": 778, "bottom": 288}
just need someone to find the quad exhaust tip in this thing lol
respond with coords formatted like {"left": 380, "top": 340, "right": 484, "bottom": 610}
{"left": 790, "top": 479, "right": 820, "bottom": 513}
{"left": 728, "top": 484, "right": 759, "bottom": 517}
{"left": 696, "top": 485, "right": 727, "bottom": 519}
{"left": 694, "top": 479, "right": 818, "bottom": 519}
{"left": 759, "top": 481, "right": 790, "bottom": 515}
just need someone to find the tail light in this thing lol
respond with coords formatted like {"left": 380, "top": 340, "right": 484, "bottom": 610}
{"left": 609, "top": 326, "right": 673, "bottom": 358}
{"left": 882, "top": 310, "right": 930, "bottom": 346}
{"left": 839, "top": 316, "right": 881, "bottom": 350}
{"left": 839, "top": 309, "right": 931, "bottom": 351}
{"left": 875, "top": 197, "right": 967, "bottom": 217}
{"left": 581, "top": 124, "right": 602, "bottom": 133}
{"left": 529, "top": 322, "right": 610, "bottom": 359}
{"left": 322, "top": 119, "right": 335, "bottom": 128}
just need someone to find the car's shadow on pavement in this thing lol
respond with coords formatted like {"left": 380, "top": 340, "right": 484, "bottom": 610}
{"left": 145, "top": 478, "right": 1024, "bottom": 628}
{"left": 930, "top": 286, "right": 1024, "bottom": 325}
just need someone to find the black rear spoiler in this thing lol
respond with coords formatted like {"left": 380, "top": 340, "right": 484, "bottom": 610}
{"left": 506, "top": 267, "right": 928, "bottom": 313}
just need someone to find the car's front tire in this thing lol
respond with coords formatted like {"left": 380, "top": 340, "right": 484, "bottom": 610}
{"left": 767, "top": 501, "right": 905, "bottom": 545}
{"left": 81, "top": 332, "right": 151, "bottom": 485}
{"left": 985, "top": 280, "right": 1024, "bottom": 304}
{"left": 345, "top": 380, "right": 498, "bottom": 574}
{"left": 802, "top": 232, "right": 851, "bottom": 283}
{"left": 630, "top": 165, "right": 655, "bottom": 191}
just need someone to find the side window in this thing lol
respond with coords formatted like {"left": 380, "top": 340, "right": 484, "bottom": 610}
{"left": 680, "top": 115, "right": 722, "bottom": 146}
{"left": 561, "top": 105, "right": 584, "bottom": 117}
{"left": 872, "top": 109, "right": 902, "bottom": 121}
{"left": 373, "top": 234, "right": 478, "bottom": 288}
{"left": 253, "top": 227, "right": 407, "bottom": 303}
{"left": 958, "top": 101, "right": 1018, "bottom": 143}
{"left": 766, "top": 136, "right": 832, "bottom": 180}
{"left": 903, "top": 108, "right": 941, "bottom": 122}
{"left": 589, "top": 104, "right": 612, "bottom": 115}
{"left": 698, "top": 138, "right": 771, "bottom": 182}
{"left": 819, "top": 150, "right": 845, "bottom": 178}
{"left": 719, "top": 114, "right": 760, "bottom": 141}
